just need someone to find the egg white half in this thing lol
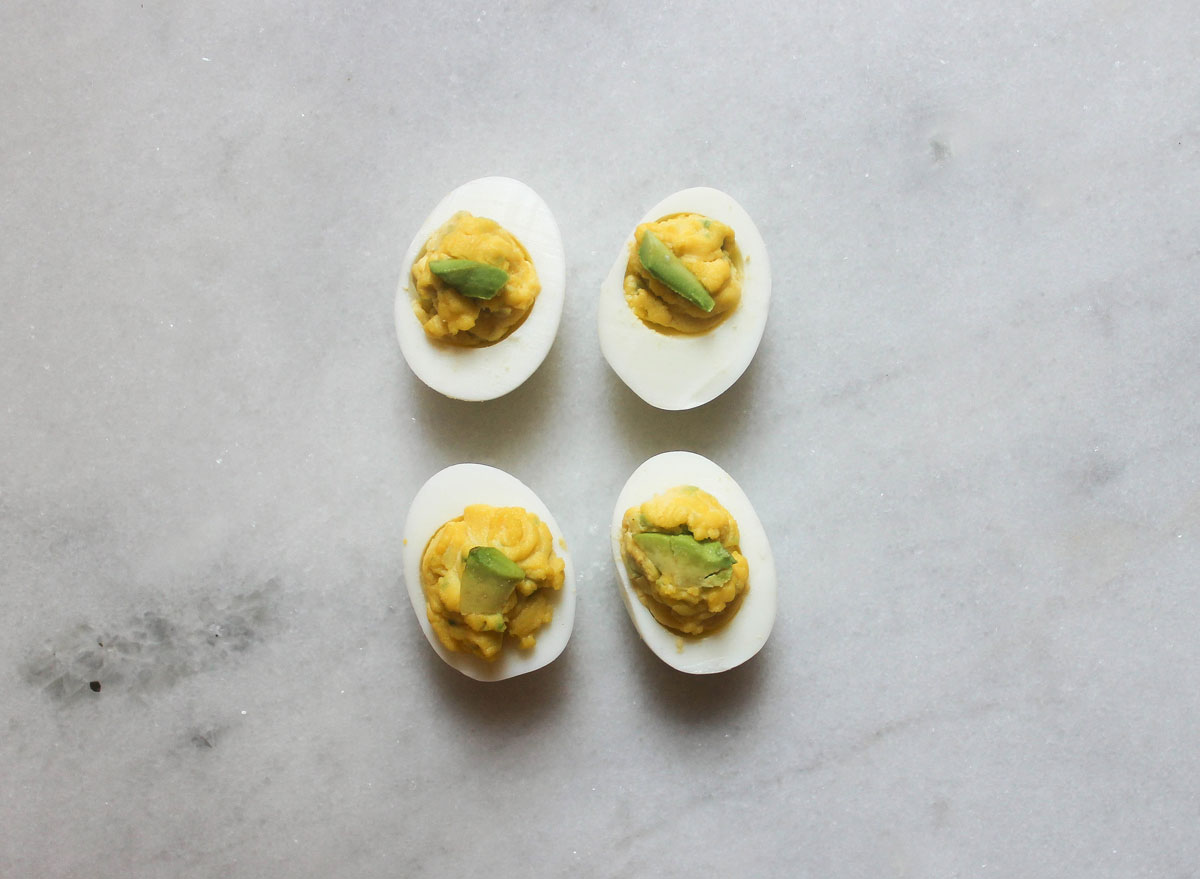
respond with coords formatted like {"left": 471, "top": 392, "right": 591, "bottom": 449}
{"left": 610, "top": 450, "right": 776, "bottom": 674}
{"left": 598, "top": 188, "right": 771, "bottom": 411}
{"left": 395, "top": 177, "right": 565, "bottom": 401}
{"left": 404, "top": 463, "right": 576, "bottom": 681}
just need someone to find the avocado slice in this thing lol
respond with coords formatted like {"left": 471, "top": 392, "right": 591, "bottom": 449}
{"left": 459, "top": 546, "right": 525, "bottom": 614}
{"left": 632, "top": 532, "right": 733, "bottom": 588}
{"left": 429, "top": 258, "right": 509, "bottom": 300}
{"left": 637, "top": 231, "right": 715, "bottom": 312}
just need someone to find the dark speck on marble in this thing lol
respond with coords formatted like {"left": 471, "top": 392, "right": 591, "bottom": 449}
{"left": 190, "top": 727, "right": 220, "bottom": 750}
{"left": 1074, "top": 453, "right": 1126, "bottom": 495}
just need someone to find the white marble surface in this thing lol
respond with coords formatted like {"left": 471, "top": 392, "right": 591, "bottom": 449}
{"left": 2, "top": 1, "right": 1198, "bottom": 876}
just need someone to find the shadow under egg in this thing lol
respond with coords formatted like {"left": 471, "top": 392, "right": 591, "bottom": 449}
{"left": 400, "top": 334, "right": 566, "bottom": 468}
{"left": 602, "top": 349, "right": 765, "bottom": 465}
{"left": 415, "top": 627, "right": 575, "bottom": 732}
{"left": 615, "top": 606, "right": 772, "bottom": 727}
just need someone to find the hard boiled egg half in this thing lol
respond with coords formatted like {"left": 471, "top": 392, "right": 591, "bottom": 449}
{"left": 395, "top": 177, "right": 566, "bottom": 401}
{"left": 610, "top": 451, "right": 776, "bottom": 674}
{"left": 404, "top": 463, "right": 576, "bottom": 681}
{"left": 599, "top": 188, "right": 771, "bottom": 410}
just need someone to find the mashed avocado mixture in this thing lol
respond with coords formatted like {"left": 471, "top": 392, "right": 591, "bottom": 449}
{"left": 624, "top": 213, "right": 742, "bottom": 334}
{"left": 421, "top": 504, "right": 564, "bottom": 660}
{"left": 411, "top": 211, "right": 540, "bottom": 346}
{"left": 621, "top": 485, "right": 750, "bottom": 635}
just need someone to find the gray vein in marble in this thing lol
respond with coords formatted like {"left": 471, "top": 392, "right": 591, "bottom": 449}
{"left": 21, "top": 579, "right": 282, "bottom": 704}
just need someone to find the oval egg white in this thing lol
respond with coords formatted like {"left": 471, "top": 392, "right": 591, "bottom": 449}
{"left": 598, "top": 188, "right": 771, "bottom": 411}
{"left": 610, "top": 450, "right": 776, "bottom": 674}
{"left": 404, "top": 463, "right": 576, "bottom": 681}
{"left": 395, "top": 177, "right": 565, "bottom": 401}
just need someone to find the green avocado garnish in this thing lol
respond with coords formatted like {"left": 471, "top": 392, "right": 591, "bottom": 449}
{"left": 632, "top": 532, "right": 734, "bottom": 588}
{"left": 429, "top": 258, "right": 509, "bottom": 300}
{"left": 637, "top": 231, "right": 714, "bottom": 312}
{"left": 459, "top": 546, "right": 525, "bottom": 615}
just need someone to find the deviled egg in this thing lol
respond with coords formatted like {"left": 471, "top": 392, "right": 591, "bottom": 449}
{"left": 599, "top": 187, "right": 770, "bottom": 410}
{"left": 610, "top": 451, "right": 776, "bottom": 674}
{"left": 404, "top": 463, "right": 575, "bottom": 681}
{"left": 396, "top": 177, "right": 565, "bottom": 401}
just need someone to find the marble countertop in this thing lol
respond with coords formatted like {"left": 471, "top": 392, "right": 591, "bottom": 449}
{"left": 3, "top": 2, "right": 1198, "bottom": 876}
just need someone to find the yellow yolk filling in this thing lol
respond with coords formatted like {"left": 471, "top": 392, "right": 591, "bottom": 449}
{"left": 421, "top": 504, "right": 564, "bottom": 661}
{"left": 411, "top": 211, "right": 540, "bottom": 346}
{"left": 620, "top": 486, "right": 750, "bottom": 636}
{"left": 624, "top": 213, "right": 742, "bottom": 334}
